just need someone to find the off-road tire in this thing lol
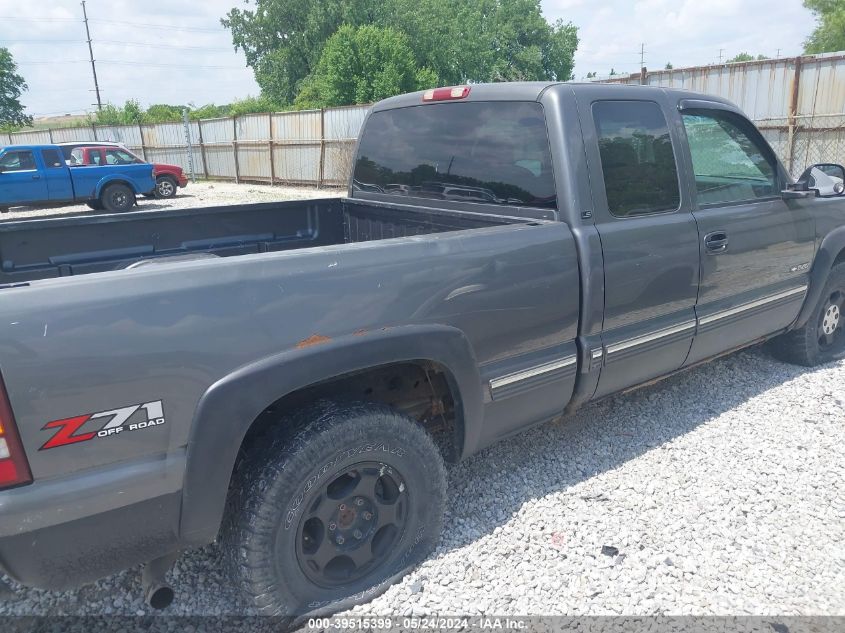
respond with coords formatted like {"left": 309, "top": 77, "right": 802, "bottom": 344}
{"left": 223, "top": 401, "right": 447, "bottom": 618}
{"left": 769, "top": 262, "right": 845, "bottom": 366}
{"left": 100, "top": 183, "right": 134, "bottom": 213}
{"left": 155, "top": 175, "right": 178, "bottom": 199}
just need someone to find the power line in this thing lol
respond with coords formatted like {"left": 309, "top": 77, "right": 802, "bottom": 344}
{"left": 0, "top": 16, "right": 80, "bottom": 22}
{"left": 98, "top": 60, "right": 243, "bottom": 69}
{"left": 89, "top": 18, "right": 223, "bottom": 32}
{"left": 18, "top": 59, "right": 243, "bottom": 69}
{"left": 4, "top": 38, "right": 232, "bottom": 52}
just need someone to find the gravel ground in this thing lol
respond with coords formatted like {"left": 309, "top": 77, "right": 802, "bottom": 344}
{"left": 2, "top": 345, "right": 843, "bottom": 618}
{"left": 0, "top": 180, "right": 342, "bottom": 220}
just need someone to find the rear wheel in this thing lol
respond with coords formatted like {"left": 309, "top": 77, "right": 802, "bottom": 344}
{"left": 769, "top": 262, "right": 845, "bottom": 366}
{"left": 86, "top": 200, "right": 103, "bottom": 210}
{"left": 155, "top": 175, "right": 178, "bottom": 199}
{"left": 100, "top": 183, "right": 134, "bottom": 213}
{"left": 224, "top": 401, "right": 447, "bottom": 618}
{"left": 0, "top": 207, "right": 8, "bottom": 213}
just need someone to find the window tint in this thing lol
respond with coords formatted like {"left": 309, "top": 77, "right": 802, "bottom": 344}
{"left": 682, "top": 110, "right": 777, "bottom": 205}
{"left": 41, "top": 149, "right": 63, "bottom": 168}
{"left": 0, "top": 150, "right": 36, "bottom": 171}
{"left": 352, "top": 102, "right": 556, "bottom": 208}
{"left": 593, "top": 100, "right": 681, "bottom": 217}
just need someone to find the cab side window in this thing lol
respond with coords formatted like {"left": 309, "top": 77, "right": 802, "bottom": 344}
{"left": 41, "top": 149, "right": 64, "bottom": 168}
{"left": 592, "top": 100, "right": 681, "bottom": 217}
{"left": 681, "top": 110, "right": 778, "bottom": 205}
{"left": 0, "top": 150, "right": 36, "bottom": 171}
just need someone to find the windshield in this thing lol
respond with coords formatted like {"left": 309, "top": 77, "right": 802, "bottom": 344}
{"left": 352, "top": 101, "right": 556, "bottom": 209}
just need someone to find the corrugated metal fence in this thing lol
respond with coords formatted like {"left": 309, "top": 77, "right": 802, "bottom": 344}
{"left": 0, "top": 104, "right": 370, "bottom": 187}
{"left": 601, "top": 51, "right": 845, "bottom": 176}
{"left": 5, "top": 53, "right": 845, "bottom": 183}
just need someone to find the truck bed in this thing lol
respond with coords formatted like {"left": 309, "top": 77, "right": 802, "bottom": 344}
{"left": 0, "top": 198, "right": 527, "bottom": 284}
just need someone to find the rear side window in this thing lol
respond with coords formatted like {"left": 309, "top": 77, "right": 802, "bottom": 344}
{"left": 352, "top": 102, "right": 556, "bottom": 208}
{"left": 41, "top": 149, "right": 63, "bottom": 168}
{"left": 593, "top": 100, "right": 681, "bottom": 217}
{"left": 105, "top": 149, "right": 138, "bottom": 165}
{"left": 0, "top": 150, "right": 36, "bottom": 171}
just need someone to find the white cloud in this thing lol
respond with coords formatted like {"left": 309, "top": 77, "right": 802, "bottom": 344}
{"left": 0, "top": 0, "right": 818, "bottom": 117}
{"left": 543, "top": 0, "right": 814, "bottom": 79}
{"left": 1, "top": 0, "right": 259, "bottom": 116}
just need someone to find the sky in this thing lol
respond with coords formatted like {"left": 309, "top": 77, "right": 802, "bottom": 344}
{"left": 0, "top": 0, "right": 817, "bottom": 119}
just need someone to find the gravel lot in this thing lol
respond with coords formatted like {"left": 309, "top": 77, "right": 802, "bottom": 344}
{"left": 0, "top": 180, "right": 342, "bottom": 220}
{"left": 2, "top": 345, "right": 843, "bottom": 618}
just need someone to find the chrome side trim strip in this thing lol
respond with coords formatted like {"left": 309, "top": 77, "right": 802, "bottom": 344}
{"left": 489, "top": 355, "right": 577, "bottom": 391}
{"left": 698, "top": 286, "right": 807, "bottom": 326}
{"left": 606, "top": 320, "right": 696, "bottom": 356}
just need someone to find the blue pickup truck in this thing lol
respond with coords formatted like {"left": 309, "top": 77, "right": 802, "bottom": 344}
{"left": 0, "top": 145, "right": 155, "bottom": 213}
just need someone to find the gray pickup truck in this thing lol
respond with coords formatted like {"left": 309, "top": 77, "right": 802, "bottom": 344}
{"left": 1, "top": 82, "right": 844, "bottom": 618}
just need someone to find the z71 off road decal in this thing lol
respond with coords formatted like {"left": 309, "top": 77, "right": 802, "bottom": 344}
{"left": 39, "top": 400, "right": 165, "bottom": 450}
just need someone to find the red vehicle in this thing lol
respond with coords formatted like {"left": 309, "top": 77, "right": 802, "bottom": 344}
{"left": 63, "top": 144, "right": 188, "bottom": 199}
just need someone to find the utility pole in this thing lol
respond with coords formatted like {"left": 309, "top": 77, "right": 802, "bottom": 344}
{"left": 718, "top": 48, "right": 724, "bottom": 65}
{"left": 81, "top": 0, "right": 102, "bottom": 110}
{"left": 640, "top": 43, "right": 646, "bottom": 70}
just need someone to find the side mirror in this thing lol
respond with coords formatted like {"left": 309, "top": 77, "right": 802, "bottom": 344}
{"left": 798, "top": 163, "right": 845, "bottom": 198}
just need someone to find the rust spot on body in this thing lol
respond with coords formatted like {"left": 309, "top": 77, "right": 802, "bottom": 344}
{"left": 296, "top": 334, "right": 332, "bottom": 349}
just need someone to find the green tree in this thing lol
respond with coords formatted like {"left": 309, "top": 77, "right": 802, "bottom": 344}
{"left": 726, "top": 52, "right": 769, "bottom": 62}
{"left": 0, "top": 47, "right": 32, "bottom": 129}
{"left": 804, "top": 0, "right": 845, "bottom": 53}
{"left": 223, "top": 0, "right": 386, "bottom": 106}
{"left": 295, "top": 24, "right": 434, "bottom": 108}
{"left": 665, "top": 62, "right": 674, "bottom": 70}
{"left": 223, "top": 0, "right": 578, "bottom": 106}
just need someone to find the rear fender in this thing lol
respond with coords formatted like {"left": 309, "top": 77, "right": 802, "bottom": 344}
{"left": 178, "top": 324, "right": 482, "bottom": 546}
{"left": 94, "top": 175, "right": 141, "bottom": 198}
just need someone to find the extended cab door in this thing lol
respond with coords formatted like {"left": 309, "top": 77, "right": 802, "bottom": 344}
{"left": 676, "top": 102, "right": 815, "bottom": 365}
{"left": 0, "top": 148, "right": 47, "bottom": 204}
{"left": 575, "top": 91, "right": 700, "bottom": 397}
{"left": 39, "top": 147, "right": 74, "bottom": 201}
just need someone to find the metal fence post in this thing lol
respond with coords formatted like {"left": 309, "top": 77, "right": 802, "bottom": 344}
{"left": 786, "top": 56, "right": 803, "bottom": 175}
{"left": 197, "top": 120, "right": 208, "bottom": 179}
{"left": 268, "top": 112, "right": 276, "bottom": 185}
{"left": 318, "top": 108, "right": 326, "bottom": 188}
{"left": 138, "top": 123, "right": 147, "bottom": 161}
{"left": 232, "top": 116, "right": 240, "bottom": 184}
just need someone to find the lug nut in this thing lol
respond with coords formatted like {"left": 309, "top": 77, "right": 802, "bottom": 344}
{"left": 336, "top": 535, "right": 345, "bottom": 545}
{"left": 363, "top": 511, "right": 373, "bottom": 520}
{"left": 329, "top": 522, "right": 336, "bottom": 531}
{"left": 355, "top": 498, "right": 364, "bottom": 506}
{"left": 354, "top": 530, "right": 363, "bottom": 539}
{"left": 339, "top": 504, "right": 346, "bottom": 511}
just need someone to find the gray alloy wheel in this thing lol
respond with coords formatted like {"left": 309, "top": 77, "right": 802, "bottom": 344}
{"left": 155, "top": 176, "right": 178, "bottom": 199}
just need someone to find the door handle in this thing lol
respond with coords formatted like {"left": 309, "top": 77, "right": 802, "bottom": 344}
{"left": 704, "top": 231, "right": 729, "bottom": 254}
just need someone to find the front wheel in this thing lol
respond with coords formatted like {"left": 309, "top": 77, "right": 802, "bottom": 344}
{"left": 769, "top": 262, "right": 845, "bottom": 366}
{"left": 224, "top": 402, "right": 447, "bottom": 617}
{"left": 155, "top": 176, "right": 178, "bottom": 199}
{"left": 100, "top": 183, "right": 135, "bottom": 213}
